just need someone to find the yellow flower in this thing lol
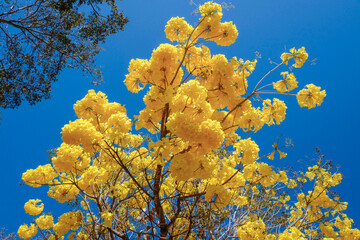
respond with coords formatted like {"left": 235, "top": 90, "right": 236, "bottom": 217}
{"left": 280, "top": 52, "right": 292, "bottom": 65}
{"left": 53, "top": 222, "right": 70, "bottom": 237}
{"left": 287, "top": 179, "right": 297, "bottom": 188}
{"left": 61, "top": 118, "right": 103, "bottom": 153}
{"left": 292, "top": 47, "right": 308, "bottom": 68}
{"left": 281, "top": 47, "right": 308, "bottom": 68}
{"left": 273, "top": 72, "right": 298, "bottom": 93}
{"left": 279, "top": 150, "right": 287, "bottom": 159}
{"left": 48, "top": 181, "right": 79, "bottom": 203}
{"left": 165, "top": 17, "right": 193, "bottom": 43}
{"left": 124, "top": 59, "right": 151, "bottom": 93}
{"left": 199, "top": 2, "right": 222, "bottom": 20}
{"left": 73, "top": 90, "right": 108, "bottom": 120}
{"left": 36, "top": 215, "right": 54, "bottom": 230}
{"left": 267, "top": 143, "right": 287, "bottom": 160}
{"left": 279, "top": 227, "right": 306, "bottom": 240}
{"left": 149, "top": 43, "right": 181, "bottom": 88}
{"left": 22, "top": 164, "right": 57, "bottom": 188}
{"left": 78, "top": 166, "right": 109, "bottom": 193}
{"left": 17, "top": 224, "right": 37, "bottom": 239}
{"left": 101, "top": 211, "right": 114, "bottom": 228}
{"left": 107, "top": 111, "right": 132, "bottom": 140}
{"left": 234, "top": 58, "right": 257, "bottom": 77}
{"left": 234, "top": 138, "right": 260, "bottom": 164}
{"left": 214, "top": 21, "right": 238, "bottom": 46}
{"left": 24, "top": 199, "right": 43, "bottom": 216}
{"left": 237, "top": 219, "right": 266, "bottom": 240}
{"left": 204, "top": 184, "right": 231, "bottom": 209}
{"left": 262, "top": 98, "right": 287, "bottom": 125}
{"left": 53, "top": 211, "right": 83, "bottom": 237}
{"left": 238, "top": 107, "right": 265, "bottom": 132}
{"left": 297, "top": 84, "right": 326, "bottom": 109}
{"left": 268, "top": 150, "right": 275, "bottom": 160}
{"left": 52, "top": 143, "right": 89, "bottom": 172}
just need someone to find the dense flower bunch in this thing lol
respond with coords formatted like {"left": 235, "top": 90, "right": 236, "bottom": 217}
{"left": 24, "top": 199, "right": 43, "bottom": 216}
{"left": 18, "top": 2, "right": 359, "bottom": 240}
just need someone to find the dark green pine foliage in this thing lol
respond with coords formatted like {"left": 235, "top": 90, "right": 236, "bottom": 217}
{"left": 0, "top": 0, "right": 128, "bottom": 108}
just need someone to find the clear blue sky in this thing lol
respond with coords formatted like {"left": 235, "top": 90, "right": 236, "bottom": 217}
{"left": 1, "top": 0, "right": 360, "bottom": 234}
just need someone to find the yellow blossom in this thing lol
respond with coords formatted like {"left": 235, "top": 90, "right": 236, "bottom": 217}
{"left": 214, "top": 21, "right": 238, "bottom": 46}
{"left": 281, "top": 47, "right": 308, "bottom": 68}
{"left": 101, "top": 211, "right": 114, "bottom": 228}
{"left": 52, "top": 143, "right": 89, "bottom": 172}
{"left": 262, "top": 98, "right": 287, "bottom": 125}
{"left": 165, "top": 17, "right": 193, "bottom": 43}
{"left": 24, "top": 199, "right": 43, "bottom": 215}
{"left": 297, "top": 84, "right": 326, "bottom": 109}
{"left": 22, "top": 164, "right": 57, "bottom": 187}
{"left": 124, "top": 59, "right": 151, "bottom": 93}
{"left": 36, "top": 215, "right": 54, "bottom": 230}
{"left": 61, "top": 118, "right": 103, "bottom": 153}
{"left": 237, "top": 219, "right": 266, "bottom": 240}
{"left": 273, "top": 72, "right": 298, "bottom": 93}
{"left": 267, "top": 143, "right": 287, "bottom": 160}
{"left": 234, "top": 138, "right": 260, "bottom": 164}
{"left": 17, "top": 224, "right": 37, "bottom": 239}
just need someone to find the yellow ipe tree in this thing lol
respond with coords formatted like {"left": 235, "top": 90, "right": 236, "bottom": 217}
{"left": 18, "top": 2, "right": 359, "bottom": 240}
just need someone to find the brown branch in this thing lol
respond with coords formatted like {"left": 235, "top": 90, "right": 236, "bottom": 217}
{"left": 154, "top": 164, "right": 168, "bottom": 238}
{"left": 0, "top": 2, "right": 37, "bottom": 17}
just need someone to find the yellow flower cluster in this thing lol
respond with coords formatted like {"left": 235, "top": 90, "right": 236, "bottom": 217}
{"left": 74, "top": 90, "right": 107, "bottom": 120}
{"left": 167, "top": 114, "right": 224, "bottom": 154}
{"left": 48, "top": 181, "right": 79, "bottom": 203}
{"left": 234, "top": 138, "right": 260, "bottom": 164}
{"left": 273, "top": 72, "right": 298, "bottom": 93}
{"left": 169, "top": 151, "right": 213, "bottom": 181}
{"left": 237, "top": 219, "right": 266, "bottom": 240}
{"left": 52, "top": 143, "right": 89, "bottom": 172}
{"left": 61, "top": 118, "right": 103, "bottom": 153}
{"left": 297, "top": 84, "right": 326, "bottom": 109}
{"left": 262, "top": 98, "right": 287, "bottom": 125}
{"left": 17, "top": 223, "right": 37, "bottom": 239}
{"left": 199, "top": 1, "right": 222, "bottom": 18}
{"left": 101, "top": 211, "right": 114, "bottom": 228}
{"left": 53, "top": 211, "right": 83, "bottom": 237}
{"left": 278, "top": 227, "right": 306, "bottom": 240}
{"left": 165, "top": 17, "right": 193, "bottom": 43}
{"left": 22, "top": 164, "right": 57, "bottom": 187}
{"left": 78, "top": 166, "right": 109, "bottom": 193}
{"left": 281, "top": 47, "right": 308, "bottom": 68}
{"left": 197, "top": 2, "right": 238, "bottom": 46}
{"left": 204, "top": 184, "right": 232, "bottom": 209}
{"left": 125, "top": 44, "right": 182, "bottom": 94}
{"left": 124, "top": 59, "right": 151, "bottom": 93}
{"left": 237, "top": 107, "right": 265, "bottom": 133}
{"left": 74, "top": 90, "right": 127, "bottom": 122}
{"left": 334, "top": 215, "right": 360, "bottom": 239}
{"left": 35, "top": 215, "right": 54, "bottom": 230}
{"left": 24, "top": 199, "right": 43, "bottom": 215}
